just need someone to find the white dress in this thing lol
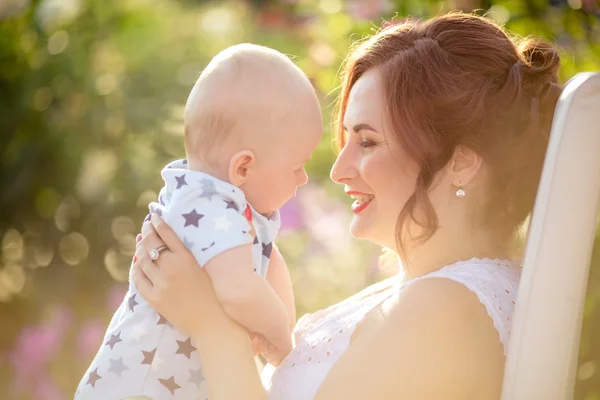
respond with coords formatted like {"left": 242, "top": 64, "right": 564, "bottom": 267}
{"left": 262, "top": 258, "right": 522, "bottom": 400}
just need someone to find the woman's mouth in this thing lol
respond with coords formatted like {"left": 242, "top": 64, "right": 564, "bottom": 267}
{"left": 349, "top": 193, "right": 374, "bottom": 214}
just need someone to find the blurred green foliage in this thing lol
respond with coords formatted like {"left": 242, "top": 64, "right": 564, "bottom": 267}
{"left": 0, "top": 0, "right": 599, "bottom": 398}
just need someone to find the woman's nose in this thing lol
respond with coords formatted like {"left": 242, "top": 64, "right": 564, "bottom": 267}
{"left": 330, "top": 146, "right": 356, "bottom": 184}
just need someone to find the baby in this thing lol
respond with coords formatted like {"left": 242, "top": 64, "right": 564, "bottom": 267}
{"left": 76, "top": 44, "right": 323, "bottom": 400}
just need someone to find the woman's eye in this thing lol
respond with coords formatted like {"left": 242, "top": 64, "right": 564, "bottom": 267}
{"left": 359, "top": 140, "right": 376, "bottom": 148}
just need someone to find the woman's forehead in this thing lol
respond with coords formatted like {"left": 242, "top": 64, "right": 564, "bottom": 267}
{"left": 344, "top": 70, "right": 385, "bottom": 127}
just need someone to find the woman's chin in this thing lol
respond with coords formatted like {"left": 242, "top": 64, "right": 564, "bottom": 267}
{"left": 349, "top": 218, "right": 370, "bottom": 240}
{"left": 349, "top": 218, "right": 396, "bottom": 249}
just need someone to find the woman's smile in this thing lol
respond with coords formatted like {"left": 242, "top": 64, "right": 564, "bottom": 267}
{"left": 347, "top": 190, "right": 375, "bottom": 213}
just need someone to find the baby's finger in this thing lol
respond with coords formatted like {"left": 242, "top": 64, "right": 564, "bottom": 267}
{"left": 250, "top": 335, "right": 261, "bottom": 357}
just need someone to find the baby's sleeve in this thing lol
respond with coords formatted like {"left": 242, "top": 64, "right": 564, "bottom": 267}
{"left": 158, "top": 183, "right": 254, "bottom": 268}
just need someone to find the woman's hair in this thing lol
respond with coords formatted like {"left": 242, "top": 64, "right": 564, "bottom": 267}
{"left": 335, "top": 12, "right": 562, "bottom": 259}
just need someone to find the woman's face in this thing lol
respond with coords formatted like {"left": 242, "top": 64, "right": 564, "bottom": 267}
{"left": 330, "top": 69, "right": 421, "bottom": 250}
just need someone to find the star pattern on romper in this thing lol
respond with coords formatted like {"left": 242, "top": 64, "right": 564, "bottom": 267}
{"left": 105, "top": 332, "right": 123, "bottom": 349}
{"left": 128, "top": 293, "right": 138, "bottom": 312}
{"left": 108, "top": 357, "right": 128, "bottom": 377}
{"left": 224, "top": 199, "right": 239, "bottom": 212}
{"left": 86, "top": 367, "right": 102, "bottom": 387}
{"left": 141, "top": 348, "right": 156, "bottom": 365}
{"left": 253, "top": 236, "right": 259, "bottom": 245}
{"left": 198, "top": 178, "right": 218, "bottom": 201}
{"left": 159, "top": 376, "right": 181, "bottom": 395}
{"left": 182, "top": 236, "right": 194, "bottom": 251}
{"left": 176, "top": 337, "right": 197, "bottom": 359}
{"left": 213, "top": 214, "right": 232, "bottom": 233}
{"left": 188, "top": 367, "right": 205, "bottom": 386}
{"left": 262, "top": 242, "right": 273, "bottom": 259}
{"left": 157, "top": 313, "right": 171, "bottom": 326}
{"left": 175, "top": 174, "right": 187, "bottom": 189}
{"left": 201, "top": 241, "right": 215, "bottom": 251}
{"left": 182, "top": 209, "right": 204, "bottom": 227}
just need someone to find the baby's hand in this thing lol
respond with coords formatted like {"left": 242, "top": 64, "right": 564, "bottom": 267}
{"left": 250, "top": 332, "right": 264, "bottom": 357}
{"left": 250, "top": 332, "right": 292, "bottom": 366}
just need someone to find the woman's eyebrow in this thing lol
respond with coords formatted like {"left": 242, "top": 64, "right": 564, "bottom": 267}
{"left": 342, "top": 123, "right": 380, "bottom": 133}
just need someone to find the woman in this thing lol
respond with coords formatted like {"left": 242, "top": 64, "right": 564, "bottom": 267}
{"left": 132, "top": 12, "right": 562, "bottom": 399}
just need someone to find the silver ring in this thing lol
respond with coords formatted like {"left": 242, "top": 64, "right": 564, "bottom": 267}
{"left": 149, "top": 245, "right": 168, "bottom": 261}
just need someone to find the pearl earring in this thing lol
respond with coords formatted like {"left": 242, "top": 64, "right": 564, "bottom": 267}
{"left": 455, "top": 183, "right": 466, "bottom": 198}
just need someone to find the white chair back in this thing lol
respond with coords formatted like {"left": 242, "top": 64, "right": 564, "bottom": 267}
{"left": 502, "top": 72, "right": 600, "bottom": 399}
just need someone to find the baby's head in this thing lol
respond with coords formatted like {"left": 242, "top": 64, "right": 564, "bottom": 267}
{"left": 184, "top": 44, "right": 322, "bottom": 216}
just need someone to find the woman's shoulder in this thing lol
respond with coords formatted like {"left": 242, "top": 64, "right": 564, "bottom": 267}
{"left": 400, "top": 258, "right": 522, "bottom": 354}
{"left": 315, "top": 263, "right": 511, "bottom": 399}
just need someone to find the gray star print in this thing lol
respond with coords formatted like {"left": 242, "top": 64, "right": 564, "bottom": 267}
{"left": 158, "top": 376, "right": 181, "bottom": 395}
{"left": 188, "top": 367, "right": 204, "bottom": 386}
{"left": 176, "top": 337, "right": 197, "bottom": 359}
{"left": 224, "top": 199, "right": 239, "bottom": 212}
{"left": 157, "top": 314, "right": 170, "bottom": 326}
{"left": 198, "top": 178, "right": 218, "bottom": 200}
{"left": 141, "top": 348, "right": 156, "bottom": 365}
{"left": 175, "top": 174, "right": 187, "bottom": 189}
{"left": 182, "top": 209, "right": 204, "bottom": 227}
{"left": 128, "top": 294, "right": 138, "bottom": 312}
{"left": 262, "top": 242, "right": 273, "bottom": 259}
{"left": 105, "top": 332, "right": 122, "bottom": 350}
{"left": 86, "top": 367, "right": 101, "bottom": 387}
{"left": 108, "top": 357, "right": 128, "bottom": 377}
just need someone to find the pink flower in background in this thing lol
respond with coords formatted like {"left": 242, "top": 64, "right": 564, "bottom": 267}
{"left": 346, "top": 0, "right": 391, "bottom": 21}
{"left": 35, "top": 375, "right": 66, "bottom": 400}
{"left": 279, "top": 197, "right": 304, "bottom": 232}
{"left": 106, "top": 284, "right": 127, "bottom": 310}
{"left": 9, "top": 305, "right": 72, "bottom": 394}
{"left": 76, "top": 319, "right": 106, "bottom": 358}
{"left": 298, "top": 184, "right": 353, "bottom": 252}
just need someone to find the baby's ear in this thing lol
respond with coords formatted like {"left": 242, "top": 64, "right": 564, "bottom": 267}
{"left": 228, "top": 150, "right": 255, "bottom": 187}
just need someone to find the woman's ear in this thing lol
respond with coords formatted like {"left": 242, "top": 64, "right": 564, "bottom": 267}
{"left": 228, "top": 150, "right": 255, "bottom": 187}
{"left": 450, "top": 145, "right": 483, "bottom": 188}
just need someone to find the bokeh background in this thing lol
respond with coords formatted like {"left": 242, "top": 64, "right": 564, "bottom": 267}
{"left": 1, "top": 0, "right": 599, "bottom": 398}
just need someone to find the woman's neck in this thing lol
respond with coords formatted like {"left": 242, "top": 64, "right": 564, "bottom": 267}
{"left": 398, "top": 226, "right": 513, "bottom": 281}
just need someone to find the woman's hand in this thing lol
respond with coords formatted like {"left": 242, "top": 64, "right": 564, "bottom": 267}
{"left": 132, "top": 213, "right": 244, "bottom": 347}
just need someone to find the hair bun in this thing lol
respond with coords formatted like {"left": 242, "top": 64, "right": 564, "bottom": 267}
{"left": 519, "top": 39, "right": 561, "bottom": 86}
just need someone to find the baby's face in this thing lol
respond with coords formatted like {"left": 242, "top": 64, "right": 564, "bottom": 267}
{"left": 243, "top": 104, "right": 322, "bottom": 216}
